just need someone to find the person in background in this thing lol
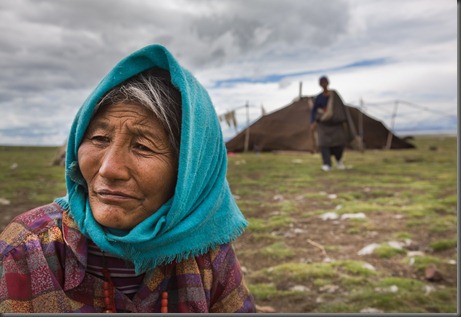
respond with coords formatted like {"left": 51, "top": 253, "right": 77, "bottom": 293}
{"left": 0, "top": 44, "right": 255, "bottom": 313}
{"left": 310, "top": 76, "right": 348, "bottom": 171}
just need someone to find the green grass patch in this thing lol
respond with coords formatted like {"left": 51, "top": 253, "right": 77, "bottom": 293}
{"left": 249, "top": 233, "right": 281, "bottom": 243}
{"left": 427, "top": 215, "right": 457, "bottom": 233}
{"left": 251, "top": 260, "right": 378, "bottom": 288}
{"left": 341, "top": 276, "right": 457, "bottom": 313}
{"left": 277, "top": 200, "right": 299, "bottom": 214}
{"left": 374, "top": 245, "right": 407, "bottom": 259}
{"left": 0, "top": 146, "right": 66, "bottom": 206}
{"left": 248, "top": 283, "right": 305, "bottom": 301}
{"left": 404, "top": 255, "right": 443, "bottom": 272}
{"left": 251, "top": 262, "right": 337, "bottom": 285}
{"left": 377, "top": 276, "right": 425, "bottom": 290}
{"left": 247, "top": 214, "right": 293, "bottom": 233}
{"left": 259, "top": 242, "right": 296, "bottom": 259}
{"left": 429, "top": 239, "right": 457, "bottom": 252}
{"left": 247, "top": 283, "right": 278, "bottom": 301}
{"left": 331, "top": 260, "right": 378, "bottom": 277}
{"left": 395, "top": 232, "right": 413, "bottom": 240}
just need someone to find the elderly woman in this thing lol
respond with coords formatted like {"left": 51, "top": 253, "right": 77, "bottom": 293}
{"left": 0, "top": 45, "right": 255, "bottom": 313}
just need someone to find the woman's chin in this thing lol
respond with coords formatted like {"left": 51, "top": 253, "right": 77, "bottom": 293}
{"left": 92, "top": 207, "right": 138, "bottom": 230}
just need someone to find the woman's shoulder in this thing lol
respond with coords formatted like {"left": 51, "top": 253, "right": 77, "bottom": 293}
{"left": 191, "top": 243, "right": 237, "bottom": 269}
{"left": 0, "top": 202, "right": 65, "bottom": 255}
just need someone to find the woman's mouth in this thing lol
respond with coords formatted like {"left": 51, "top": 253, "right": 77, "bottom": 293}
{"left": 95, "top": 189, "right": 138, "bottom": 202}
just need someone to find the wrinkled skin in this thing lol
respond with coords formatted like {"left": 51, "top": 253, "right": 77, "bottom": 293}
{"left": 78, "top": 102, "right": 178, "bottom": 230}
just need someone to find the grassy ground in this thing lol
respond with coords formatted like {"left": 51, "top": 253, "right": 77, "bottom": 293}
{"left": 0, "top": 135, "right": 458, "bottom": 313}
{"left": 227, "top": 135, "right": 457, "bottom": 313}
{"left": 0, "top": 146, "right": 66, "bottom": 227}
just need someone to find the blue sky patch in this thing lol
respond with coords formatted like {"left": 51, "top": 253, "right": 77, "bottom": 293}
{"left": 213, "top": 58, "right": 390, "bottom": 88}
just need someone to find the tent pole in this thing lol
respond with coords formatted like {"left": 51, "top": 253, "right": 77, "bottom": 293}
{"left": 244, "top": 101, "right": 250, "bottom": 152}
{"left": 385, "top": 100, "right": 399, "bottom": 149}
{"left": 359, "top": 98, "right": 364, "bottom": 152}
{"left": 299, "top": 81, "right": 303, "bottom": 99}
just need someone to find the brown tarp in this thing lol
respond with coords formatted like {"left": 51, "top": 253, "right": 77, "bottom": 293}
{"left": 225, "top": 96, "right": 415, "bottom": 152}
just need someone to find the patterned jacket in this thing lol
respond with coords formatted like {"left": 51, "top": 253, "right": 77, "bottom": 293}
{"left": 0, "top": 203, "right": 255, "bottom": 313}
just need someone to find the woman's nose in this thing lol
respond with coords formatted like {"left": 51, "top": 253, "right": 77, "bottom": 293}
{"left": 98, "top": 145, "right": 131, "bottom": 181}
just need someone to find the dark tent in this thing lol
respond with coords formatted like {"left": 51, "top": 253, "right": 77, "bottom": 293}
{"left": 225, "top": 96, "right": 415, "bottom": 152}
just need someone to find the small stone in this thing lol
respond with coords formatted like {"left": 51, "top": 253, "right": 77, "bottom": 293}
{"left": 0, "top": 198, "right": 11, "bottom": 205}
{"left": 389, "top": 285, "right": 398, "bottom": 293}
{"left": 425, "top": 264, "right": 443, "bottom": 282}
{"left": 319, "top": 212, "right": 338, "bottom": 220}
{"left": 358, "top": 243, "right": 380, "bottom": 256}
{"left": 424, "top": 285, "right": 435, "bottom": 295}
{"left": 295, "top": 195, "right": 305, "bottom": 201}
{"left": 407, "top": 251, "right": 425, "bottom": 257}
{"left": 327, "top": 194, "right": 337, "bottom": 199}
{"left": 290, "top": 285, "right": 310, "bottom": 292}
{"left": 387, "top": 241, "right": 404, "bottom": 249}
{"left": 255, "top": 305, "right": 276, "bottom": 313}
{"left": 341, "top": 213, "right": 366, "bottom": 220}
{"left": 320, "top": 284, "right": 339, "bottom": 293}
{"left": 366, "top": 231, "right": 379, "bottom": 237}
{"left": 360, "top": 307, "right": 384, "bottom": 313}
{"left": 362, "top": 262, "right": 376, "bottom": 271}
{"left": 404, "top": 241, "right": 420, "bottom": 251}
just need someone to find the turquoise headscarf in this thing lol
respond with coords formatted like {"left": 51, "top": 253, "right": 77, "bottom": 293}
{"left": 55, "top": 44, "right": 247, "bottom": 274}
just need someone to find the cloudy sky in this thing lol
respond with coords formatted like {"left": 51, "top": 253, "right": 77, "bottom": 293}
{"left": 0, "top": 0, "right": 457, "bottom": 145}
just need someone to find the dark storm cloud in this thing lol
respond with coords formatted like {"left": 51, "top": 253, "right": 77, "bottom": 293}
{"left": 0, "top": 0, "right": 457, "bottom": 145}
{"left": 181, "top": 0, "right": 351, "bottom": 66}
{"left": 0, "top": 0, "right": 353, "bottom": 94}
{"left": 0, "top": 0, "right": 353, "bottom": 110}
{"left": 192, "top": 0, "right": 349, "bottom": 47}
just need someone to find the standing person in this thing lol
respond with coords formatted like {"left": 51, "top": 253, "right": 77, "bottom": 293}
{"left": 0, "top": 44, "right": 255, "bottom": 313}
{"left": 310, "top": 76, "right": 348, "bottom": 171}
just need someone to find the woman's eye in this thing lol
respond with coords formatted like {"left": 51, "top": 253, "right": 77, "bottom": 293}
{"left": 90, "top": 135, "right": 110, "bottom": 144}
{"left": 134, "top": 143, "right": 153, "bottom": 152}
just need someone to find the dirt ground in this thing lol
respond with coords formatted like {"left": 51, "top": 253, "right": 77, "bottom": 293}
{"left": 232, "top": 187, "right": 458, "bottom": 313}
{"left": 0, "top": 165, "right": 457, "bottom": 313}
{"left": 1, "top": 188, "right": 458, "bottom": 313}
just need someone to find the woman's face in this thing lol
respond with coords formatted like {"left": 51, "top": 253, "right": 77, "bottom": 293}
{"left": 78, "top": 102, "right": 178, "bottom": 230}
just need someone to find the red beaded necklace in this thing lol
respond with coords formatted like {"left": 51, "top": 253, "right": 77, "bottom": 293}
{"left": 100, "top": 251, "right": 168, "bottom": 313}
{"left": 160, "top": 291, "right": 169, "bottom": 313}
{"left": 101, "top": 266, "right": 116, "bottom": 313}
